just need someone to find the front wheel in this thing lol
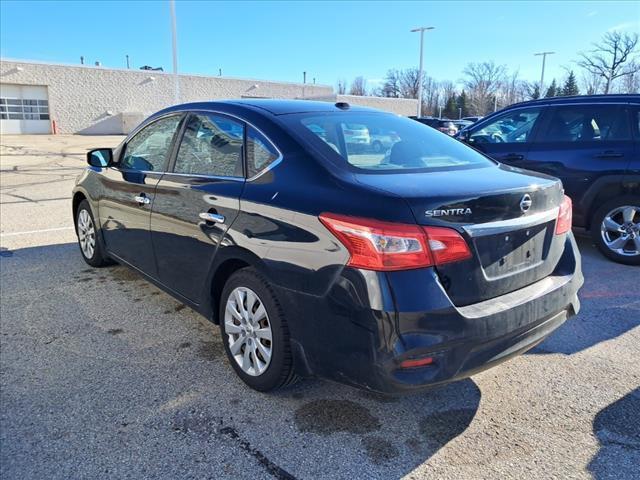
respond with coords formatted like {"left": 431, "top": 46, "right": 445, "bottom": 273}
{"left": 590, "top": 196, "right": 640, "bottom": 265}
{"left": 76, "top": 200, "right": 111, "bottom": 267}
{"left": 219, "top": 268, "right": 298, "bottom": 391}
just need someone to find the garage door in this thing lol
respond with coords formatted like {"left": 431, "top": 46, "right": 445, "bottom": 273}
{"left": 0, "top": 84, "right": 51, "bottom": 134}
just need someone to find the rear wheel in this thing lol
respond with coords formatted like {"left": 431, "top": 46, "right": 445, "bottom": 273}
{"left": 372, "top": 140, "right": 384, "bottom": 153}
{"left": 76, "top": 200, "right": 111, "bottom": 267}
{"left": 590, "top": 196, "right": 640, "bottom": 265}
{"left": 219, "top": 268, "right": 298, "bottom": 391}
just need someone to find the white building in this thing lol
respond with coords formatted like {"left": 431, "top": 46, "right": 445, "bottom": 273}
{"left": 0, "top": 59, "right": 417, "bottom": 135}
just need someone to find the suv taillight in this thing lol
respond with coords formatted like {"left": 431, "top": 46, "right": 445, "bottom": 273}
{"left": 555, "top": 195, "right": 572, "bottom": 235}
{"left": 319, "top": 213, "right": 471, "bottom": 271}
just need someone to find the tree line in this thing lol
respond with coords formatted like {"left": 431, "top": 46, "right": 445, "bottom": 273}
{"left": 337, "top": 31, "right": 639, "bottom": 118}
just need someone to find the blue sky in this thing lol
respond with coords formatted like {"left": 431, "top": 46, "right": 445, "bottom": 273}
{"left": 1, "top": 1, "right": 639, "bottom": 89}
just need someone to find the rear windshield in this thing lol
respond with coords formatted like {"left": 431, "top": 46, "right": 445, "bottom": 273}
{"left": 284, "top": 112, "right": 494, "bottom": 173}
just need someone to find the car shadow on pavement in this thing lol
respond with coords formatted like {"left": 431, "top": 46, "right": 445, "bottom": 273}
{"left": 587, "top": 388, "right": 640, "bottom": 480}
{"left": 1, "top": 242, "right": 482, "bottom": 479}
{"left": 529, "top": 236, "right": 639, "bottom": 356}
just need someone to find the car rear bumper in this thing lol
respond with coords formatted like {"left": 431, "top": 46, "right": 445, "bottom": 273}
{"left": 282, "top": 233, "right": 583, "bottom": 394}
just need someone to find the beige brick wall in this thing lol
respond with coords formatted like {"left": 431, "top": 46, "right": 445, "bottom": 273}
{"left": 0, "top": 59, "right": 418, "bottom": 134}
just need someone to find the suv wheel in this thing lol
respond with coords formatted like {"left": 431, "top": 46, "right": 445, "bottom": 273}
{"left": 219, "top": 268, "right": 298, "bottom": 391}
{"left": 591, "top": 196, "right": 640, "bottom": 265}
{"left": 76, "top": 200, "right": 111, "bottom": 267}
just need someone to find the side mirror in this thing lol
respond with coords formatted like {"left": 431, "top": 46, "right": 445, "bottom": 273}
{"left": 87, "top": 148, "right": 113, "bottom": 168}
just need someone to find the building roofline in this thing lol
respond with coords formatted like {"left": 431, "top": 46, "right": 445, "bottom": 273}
{"left": 0, "top": 57, "right": 334, "bottom": 89}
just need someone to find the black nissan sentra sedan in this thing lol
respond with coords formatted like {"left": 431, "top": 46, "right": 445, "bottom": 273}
{"left": 73, "top": 100, "right": 583, "bottom": 393}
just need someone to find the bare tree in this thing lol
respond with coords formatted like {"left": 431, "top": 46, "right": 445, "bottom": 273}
{"left": 618, "top": 61, "right": 640, "bottom": 93}
{"left": 336, "top": 78, "right": 347, "bottom": 95}
{"left": 577, "top": 31, "right": 639, "bottom": 94}
{"left": 463, "top": 61, "right": 506, "bottom": 115}
{"left": 581, "top": 70, "right": 603, "bottom": 95}
{"left": 379, "top": 69, "right": 401, "bottom": 97}
{"left": 349, "top": 76, "right": 367, "bottom": 96}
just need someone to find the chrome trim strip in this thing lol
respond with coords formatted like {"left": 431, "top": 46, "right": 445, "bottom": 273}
{"left": 161, "top": 171, "right": 245, "bottom": 182}
{"left": 462, "top": 208, "right": 559, "bottom": 237}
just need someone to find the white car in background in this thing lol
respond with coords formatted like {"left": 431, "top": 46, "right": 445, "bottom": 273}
{"left": 343, "top": 123, "right": 370, "bottom": 147}
{"left": 369, "top": 127, "right": 401, "bottom": 153}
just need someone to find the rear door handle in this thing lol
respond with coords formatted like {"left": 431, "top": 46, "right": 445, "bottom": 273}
{"left": 501, "top": 153, "right": 524, "bottom": 161}
{"left": 134, "top": 194, "right": 150, "bottom": 205}
{"left": 199, "top": 212, "right": 225, "bottom": 224}
{"left": 595, "top": 151, "right": 624, "bottom": 158}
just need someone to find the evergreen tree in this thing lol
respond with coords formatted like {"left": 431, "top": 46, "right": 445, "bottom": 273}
{"left": 561, "top": 71, "right": 580, "bottom": 96}
{"left": 545, "top": 79, "right": 558, "bottom": 98}
{"left": 456, "top": 90, "right": 470, "bottom": 117}
{"left": 529, "top": 83, "right": 541, "bottom": 100}
{"left": 443, "top": 95, "right": 458, "bottom": 119}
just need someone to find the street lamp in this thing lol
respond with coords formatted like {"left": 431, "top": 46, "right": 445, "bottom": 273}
{"left": 411, "top": 26, "right": 435, "bottom": 117}
{"left": 534, "top": 51, "right": 555, "bottom": 96}
{"left": 169, "top": 0, "right": 179, "bottom": 104}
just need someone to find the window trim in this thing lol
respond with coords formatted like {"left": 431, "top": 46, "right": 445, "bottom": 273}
{"left": 469, "top": 105, "right": 544, "bottom": 145}
{"left": 116, "top": 112, "right": 186, "bottom": 173}
{"left": 245, "top": 124, "right": 283, "bottom": 181}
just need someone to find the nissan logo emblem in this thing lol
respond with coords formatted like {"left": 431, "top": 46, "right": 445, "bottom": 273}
{"left": 520, "top": 194, "right": 532, "bottom": 213}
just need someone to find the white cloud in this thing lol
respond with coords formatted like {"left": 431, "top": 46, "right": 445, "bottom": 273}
{"left": 587, "top": 10, "right": 598, "bottom": 17}
{"left": 608, "top": 20, "right": 640, "bottom": 32}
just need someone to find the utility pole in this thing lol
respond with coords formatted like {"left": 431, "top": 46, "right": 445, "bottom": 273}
{"left": 80, "top": 56, "right": 84, "bottom": 65}
{"left": 534, "top": 51, "right": 555, "bottom": 95}
{"left": 458, "top": 107, "right": 462, "bottom": 119}
{"left": 126, "top": 55, "right": 130, "bottom": 69}
{"left": 411, "top": 26, "right": 435, "bottom": 117}
{"left": 302, "top": 71, "right": 307, "bottom": 98}
{"left": 169, "top": 0, "right": 179, "bottom": 104}
{"left": 219, "top": 68, "right": 222, "bottom": 76}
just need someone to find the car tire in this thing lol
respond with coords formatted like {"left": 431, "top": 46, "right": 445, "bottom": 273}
{"left": 219, "top": 267, "right": 298, "bottom": 391}
{"left": 75, "top": 200, "right": 112, "bottom": 267}
{"left": 590, "top": 196, "right": 640, "bottom": 266}
{"left": 372, "top": 140, "right": 383, "bottom": 153}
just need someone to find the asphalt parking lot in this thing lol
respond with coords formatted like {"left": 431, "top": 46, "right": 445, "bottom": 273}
{"left": 1, "top": 135, "right": 638, "bottom": 480}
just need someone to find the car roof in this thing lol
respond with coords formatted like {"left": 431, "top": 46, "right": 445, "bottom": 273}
{"left": 503, "top": 94, "right": 640, "bottom": 111}
{"left": 157, "top": 99, "right": 383, "bottom": 117}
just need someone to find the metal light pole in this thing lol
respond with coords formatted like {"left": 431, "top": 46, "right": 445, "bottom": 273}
{"left": 411, "top": 26, "right": 434, "bottom": 117}
{"left": 126, "top": 55, "right": 130, "bottom": 69}
{"left": 169, "top": 0, "right": 179, "bottom": 104}
{"left": 534, "top": 51, "right": 555, "bottom": 95}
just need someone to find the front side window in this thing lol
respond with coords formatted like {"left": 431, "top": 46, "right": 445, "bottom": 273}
{"left": 537, "top": 105, "right": 631, "bottom": 143}
{"left": 470, "top": 108, "right": 541, "bottom": 144}
{"left": 121, "top": 115, "right": 182, "bottom": 171}
{"left": 246, "top": 127, "right": 280, "bottom": 178}
{"left": 286, "top": 112, "right": 494, "bottom": 172}
{"left": 174, "top": 113, "right": 244, "bottom": 177}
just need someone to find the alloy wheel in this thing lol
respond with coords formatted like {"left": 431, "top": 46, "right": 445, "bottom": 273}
{"left": 600, "top": 205, "right": 640, "bottom": 257}
{"left": 224, "top": 287, "right": 273, "bottom": 376}
{"left": 77, "top": 209, "right": 96, "bottom": 259}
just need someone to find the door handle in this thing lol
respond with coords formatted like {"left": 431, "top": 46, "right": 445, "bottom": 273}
{"left": 134, "top": 194, "right": 150, "bottom": 205}
{"left": 199, "top": 212, "right": 225, "bottom": 224}
{"left": 595, "top": 151, "right": 624, "bottom": 158}
{"left": 501, "top": 153, "right": 524, "bottom": 161}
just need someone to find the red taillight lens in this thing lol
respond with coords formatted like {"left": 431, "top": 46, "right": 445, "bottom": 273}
{"left": 319, "top": 213, "right": 471, "bottom": 271}
{"left": 555, "top": 195, "right": 572, "bottom": 235}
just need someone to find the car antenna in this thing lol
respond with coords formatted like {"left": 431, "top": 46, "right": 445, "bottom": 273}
{"left": 335, "top": 102, "right": 350, "bottom": 110}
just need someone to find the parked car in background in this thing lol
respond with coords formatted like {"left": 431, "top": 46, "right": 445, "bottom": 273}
{"left": 453, "top": 120, "right": 473, "bottom": 132}
{"left": 74, "top": 99, "right": 583, "bottom": 393}
{"left": 413, "top": 117, "right": 458, "bottom": 136}
{"left": 457, "top": 94, "right": 640, "bottom": 265}
{"left": 342, "top": 123, "right": 370, "bottom": 149}
{"left": 369, "top": 127, "right": 401, "bottom": 153}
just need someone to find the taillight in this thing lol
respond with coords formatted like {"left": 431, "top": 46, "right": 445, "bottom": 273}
{"left": 319, "top": 213, "right": 471, "bottom": 271}
{"left": 555, "top": 195, "right": 572, "bottom": 235}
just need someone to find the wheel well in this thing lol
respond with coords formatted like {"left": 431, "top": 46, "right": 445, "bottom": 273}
{"left": 211, "top": 258, "right": 250, "bottom": 324}
{"left": 585, "top": 184, "right": 624, "bottom": 231}
{"left": 72, "top": 192, "right": 87, "bottom": 228}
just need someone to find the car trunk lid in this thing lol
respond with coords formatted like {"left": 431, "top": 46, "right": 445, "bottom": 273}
{"left": 352, "top": 164, "right": 567, "bottom": 306}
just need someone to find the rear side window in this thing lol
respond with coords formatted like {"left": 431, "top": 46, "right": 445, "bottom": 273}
{"left": 174, "top": 113, "right": 244, "bottom": 177}
{"left": 246, "top": 127, "right": 280, "bottom": 178}
{"left": 537, "top": 105, "right": 631, "bottom": 142}
{"left": 470, "top": 108, "right": 541, "bottom": 144}
{"left": 121, "top": 115, "right": 182, "bottom": 171}
{"left": 289, "top": 112, "right": 493, "bottom": 173}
